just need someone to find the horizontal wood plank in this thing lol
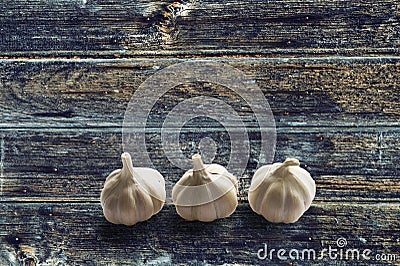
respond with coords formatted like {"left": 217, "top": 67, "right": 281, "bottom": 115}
{"left": 1, "top": 58, "right": 400, "bottom": 127}
{"left": 0, "top": 0, "right": 399, "bottom": 57}
{"left": 1, "top": 203, "right": 399, "bottom": 265}
{"left": 0, "top": 130, "right": 399, "bottom": 202}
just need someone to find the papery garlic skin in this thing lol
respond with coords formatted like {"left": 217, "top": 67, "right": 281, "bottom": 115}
{"left": 100, "top": 152, "right": 166, "bottom": 226}
{"left": 248, "top": 158, "right": 316, "bottom": 224}
{"left": 172, "top": 154, "right": 238, "bottom": 222}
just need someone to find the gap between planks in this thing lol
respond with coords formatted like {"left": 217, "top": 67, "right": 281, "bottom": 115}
{"left": 1, "top": 55, "right": 400, "bottom": 63}
{"left": 0, "top": 125, "right": 399, "bottom": 133}
{"left": 1, "top": 48, "right": 400, "bottom": 59}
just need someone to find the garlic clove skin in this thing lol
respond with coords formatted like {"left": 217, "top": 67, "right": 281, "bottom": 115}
{"left": 132, "top": 167, "right": 166, "bottom": 211}
{"left": 172, "top": 154, "right": 238, "bottom": 222}
{"left": 100, "top": 152, "right": 166, "bottom": 226}
{"left": 248, "top": 158, "right": 316, "bottom": 224}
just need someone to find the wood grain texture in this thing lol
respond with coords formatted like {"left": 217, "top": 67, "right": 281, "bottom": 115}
{"left": 0, "top": 130, "right": 399, "bottom": 202}
{"left": 1, "top": 203, "right": 399, "bottom": 265}
{"left": 0, "top": 0, "right": 399, "bottom": 57}
{"left": 1, "top": 0, "right": 400, "bottom": 265}
{"left": 1, "top": 58, "right": 400, "bottom": 127}
{"left": 0, "top": 56, "right": 399, "bottom": 265}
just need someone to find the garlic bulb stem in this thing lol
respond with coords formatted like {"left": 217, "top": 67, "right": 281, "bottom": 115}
{"left": 273, "top": 158, "right": 300, "bottom": 176}
{"left": 120, "top": 152, "right": 137, "bottom": 184}
{"left": 192, "top": 154, "right": 211, "bottom": 183}
{"left": 192, "top": 154, "right": 205, "bottom": 171}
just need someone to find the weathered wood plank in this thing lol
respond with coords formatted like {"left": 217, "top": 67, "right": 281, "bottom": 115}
{"left": 1, "top": 203, "right": 399, "bottom": 265}
{"left": 1, "top": 58, "right": 400, "bottom": 127}
{"left": 0, "top": 130, "right": 398, "bottom": 201}
{"left": 1, "top": 0, "right": 399, "bottom": 265}
{"left": 0, "top": 0, "right": 399, "bottom": 57}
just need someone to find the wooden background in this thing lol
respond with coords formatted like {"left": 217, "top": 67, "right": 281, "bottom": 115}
{"left": 1, "top": 0, "right": 400, "bottom": 265}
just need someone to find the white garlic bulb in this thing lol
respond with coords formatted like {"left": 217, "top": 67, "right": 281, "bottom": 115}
{"left": 172, "top": 154, "right": 238, "bottom": 222}
{"left": 248, "top": 158, "right": 316, "bottom": 224}
{"left": 100, "top": 152, "right": 166, "bottom": 226}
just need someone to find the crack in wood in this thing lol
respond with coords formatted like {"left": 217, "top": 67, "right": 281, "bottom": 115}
{"left": 157, "top": 0, "right": 197, "bottom": 44}
{"left": 31, "top": 110, "right": 75, "bottom": 118}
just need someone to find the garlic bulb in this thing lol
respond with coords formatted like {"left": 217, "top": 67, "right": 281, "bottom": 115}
{"left": 248, "top": 158, "right": 316, "bottom": 224}
{"left": 100, "top": 152, "right": 166, "bottom": 226}
{"left": 172, "top": 154, "right": 238, "bottom": 222}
